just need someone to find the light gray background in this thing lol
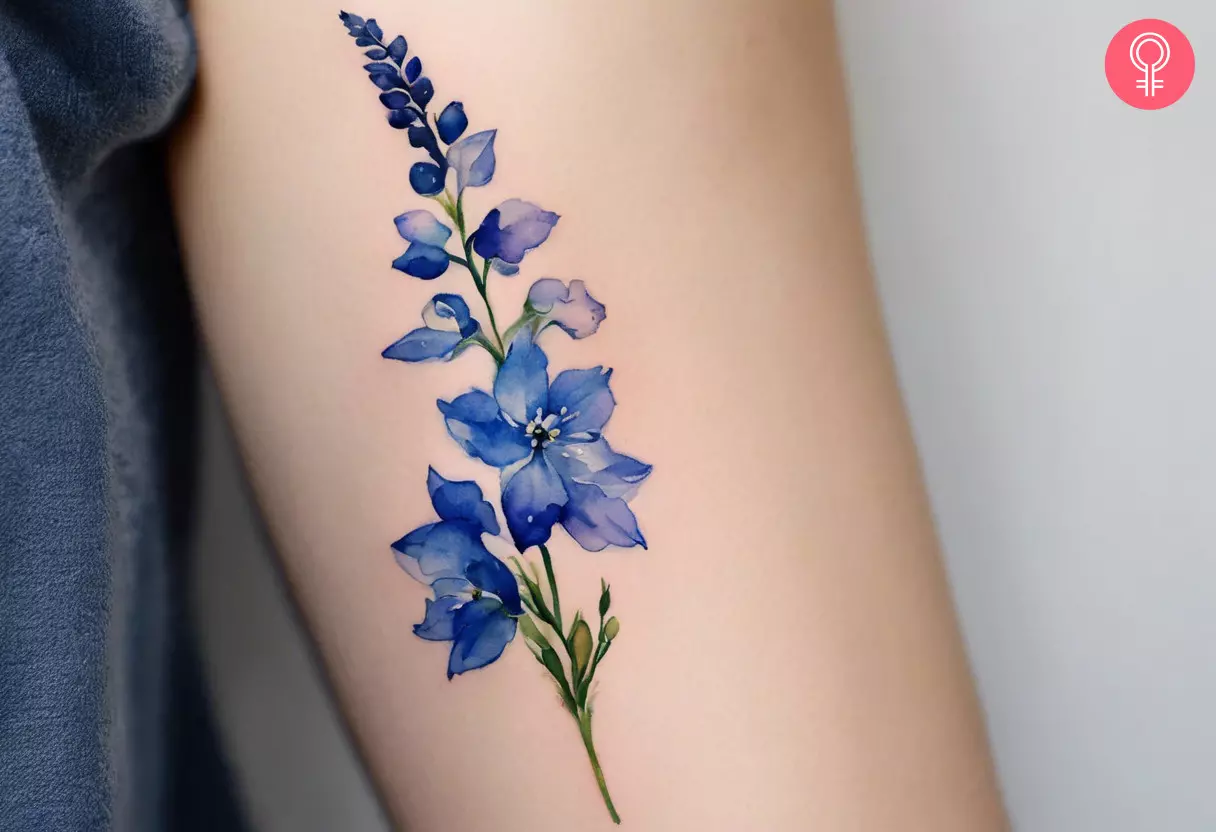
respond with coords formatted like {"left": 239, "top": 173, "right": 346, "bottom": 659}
{"left": 191, "top": 3, "right": 1216, "bottom": 830}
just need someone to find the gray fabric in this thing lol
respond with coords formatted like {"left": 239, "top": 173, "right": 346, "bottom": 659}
{"left": 1, "top": 2, "right": 243, "bottom": 828}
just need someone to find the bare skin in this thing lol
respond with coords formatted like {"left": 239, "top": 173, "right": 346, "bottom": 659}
{"left": 171, "top": 0, "right": 1009, "bottom": 829}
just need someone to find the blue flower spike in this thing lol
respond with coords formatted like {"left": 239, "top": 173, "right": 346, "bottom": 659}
{"left": 383, "top": 294, "right": 481, "bottom": 363}
{"left": 339, "top": 14, "right": 641, "bottom": 821}
{"left": 392, "top": 210, "right": 452, "bottom": 278}
{"left": 391, "top": 469, "right": 521, "bottom": 678}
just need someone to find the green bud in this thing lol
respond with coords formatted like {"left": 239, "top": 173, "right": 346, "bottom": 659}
{"left": 599, "top": 580, "right": 611, "bottom": 617}
{"left": 518, "top": 615, "right": 544, "bottom": 643}
{"left": 603, "top": 616, "right": 620, "bottom": 642}
{"left": 571, "top": 619, "right": 594, "bottom": 677}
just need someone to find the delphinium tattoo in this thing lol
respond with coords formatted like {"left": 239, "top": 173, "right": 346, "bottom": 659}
{"left": 338, "top": 12, "right": 652, "bottom": 823}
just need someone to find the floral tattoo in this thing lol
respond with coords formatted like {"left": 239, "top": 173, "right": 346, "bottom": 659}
{"left": 339, "top": 12, "right": 653, "bottom": 823}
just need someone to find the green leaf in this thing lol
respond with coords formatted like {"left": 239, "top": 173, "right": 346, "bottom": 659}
{"left": 514, "top": 568, "right": 554, "bottom": 628}
{"left": 518, "top": 615, "right": 553, "bottom": 652}
{"left": 603, "top": 616, "right": 620, "bottom": 642}
{"left": 599, "top": 580, "right": 611, "bottom": 618}
{"left": 539, "top": 646, "right": 577, "bottom": 713}
{"left": 571, "top": 619, "right": 594, "bottom": 678}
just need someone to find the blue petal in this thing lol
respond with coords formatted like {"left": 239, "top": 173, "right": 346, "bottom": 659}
{"left": 446, "top": 130, "right": 497, "bottom": 193}
{"left": 394, "top": 210, "right": 451, "bottom": 246}
{"left": 414, "top": 595, "right": 463, "bottom": 641}
{"left": 364, "top": 18, "right": 383, "bottom": 40}
{"left": 382, "top": 327, "right": 461, "bottom": 362}
{"left": 392, "top": 242, "right": 449, "bottom": 279}
{"left": 379, "top": 90, "right": 410, "bottom": 110}
{"left": 365, "top": 47, "right": 388, "bottom": 60}
{"left": 437, "top": 102, "right": 468, "bottom": 144}
{"left": 526, "top": 279, "right": 606, "bottom": 339}
{"left": 387, "top": 108, "right": 416, "bottom": 128}
{"left": 447, "top": 598, "right": 517, "bottom": 678}
{"left": 472, "top": 199, "right": 559, "bottom": 265}
{"left": 438, "top": 390, "right": 532, "bottom": 468}
{"left": 423, "top": 293, "right": 477, "bottom": 338}
{"left": 549, "top": 438, "right": 652, "bottom": 500}
{"left": 426, "top": 467, "right": 500, "bottom": 535}
{"left": 409, "top": 162, "right": 445, "bottom": 196}
{"left": 559, "top": 480, "right": 647, "bottom": 552}
{"left": 464, "top": 557, "right": 523, "bottom": 616}
{"left": 548, "top": 367, "right": 615, "bottom": 438}
{"left": 387, "top": 35, "right": 407, "bottom": 63}
{"left": 501, "top": 452, "right": 567, "bottom": 550}
{"left": 491, "top": 259, "right": 520, "bottom": 276}
{"left": 339, "top": 11, "right": 366, "bottom": 36}
{"left": 392, "top": 521, "right": 489, "bottom": 585}
{"left": 494, "top": 331, "right": 549, "bottom": 426}
{"left": 371, "top": 72, "right": 405, "bottom": 92}
{"left": 404, "top": 56, "right": 422, "bottom": 83}
{"left": 410, "top": 77, "right": 435, "bottom": 109}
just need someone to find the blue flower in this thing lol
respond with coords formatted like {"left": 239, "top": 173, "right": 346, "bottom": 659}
{"left": 339, "top": 13, "right": 450, "bottom": 194}
{"left": 383, "top": 294, "right": 480, "bottom": 363}
{"left": 473, "top": 199, "right": 559, "bottom": 272}
{"left": 392, "top": 210, "right": 452, "bottom": 279}
{"left": 392, "top": 468, "right": 523, "bottom": 678}
{"left": 527, "top": 279, "right": 606, "bottom": 339}
{"left": 446, "top": 129, "right": 497, "bottom": 194}
{"left": 436, "top": 102, "right": 469, "bottom": 144}
{"left": 438, "top": 332, "right": 651, "bottom": 552}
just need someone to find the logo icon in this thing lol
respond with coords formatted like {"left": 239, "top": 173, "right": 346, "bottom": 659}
{"left": 1106, "top": 20, "right": 1194, "bottom": 109}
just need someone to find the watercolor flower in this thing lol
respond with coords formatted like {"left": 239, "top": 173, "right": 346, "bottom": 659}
{"left": 382, "top": 294, "right": 480, "bottom": 362}
{"left": 436, "top": 102, "right": 468, "bottom": 144}
{"left": 473, "top": 199, "right": 559, "bottom": 275}
{"left": 340, "top": 12, "right": 450, "bottom": 196}
{"left": 392, "top": 469, "right": 523, "bottom": 678}
{"left": 447, "top": 130, "right": 497, "bottom": 194}
{"left": 438, "top": 332, "right": 651, "bottom": 552}
{"left": 526, "top": 279, "right": 606, "bottom": 339}
{"left": 392, "top": 210, "right": 452, "bottom": 279}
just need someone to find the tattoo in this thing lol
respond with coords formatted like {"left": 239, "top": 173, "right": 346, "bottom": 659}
{"left": 338, "top": 12, "right": 653, "bottom": 823}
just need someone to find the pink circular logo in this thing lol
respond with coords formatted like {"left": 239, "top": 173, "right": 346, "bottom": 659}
{"left": 1106, "top": 19, "right": 1195, "bottom": 109}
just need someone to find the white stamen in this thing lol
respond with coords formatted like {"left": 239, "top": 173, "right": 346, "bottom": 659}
{"left": 527, "top": 515, "right": 534, "bottom": 523}
{"left": 530, "top": 438, "right": 538, "bottom": 448}
{"left": 550, "top": 428, "right": 561, "bottom": 438}
{"left": 560, "top": 406, "right": 568, "bottom": 415}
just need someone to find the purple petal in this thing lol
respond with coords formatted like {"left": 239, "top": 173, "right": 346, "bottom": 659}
{"left": 527, "top": 279, "right": 605, "bottom": 339}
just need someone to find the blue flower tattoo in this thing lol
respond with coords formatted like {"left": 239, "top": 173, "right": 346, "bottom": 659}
{"left": 339, "top": 12, "right": 650, "bottom": 823}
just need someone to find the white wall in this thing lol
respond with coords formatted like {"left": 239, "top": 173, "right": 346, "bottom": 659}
{"left": 194, "top": 3, "right": 1216, "bottom": 829}
{"left": 835, "top": 1, "right": 1216, "bottom": 829}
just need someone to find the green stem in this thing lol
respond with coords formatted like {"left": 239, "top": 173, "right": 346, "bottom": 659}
{"left": 538, "top": 543, "right": 563, "bottom": 635}
{"left": 578, "top": 710, "right": 621, "bottom": 824}
{"left": 452, "top": 193, "right": 506, "bottom": 358}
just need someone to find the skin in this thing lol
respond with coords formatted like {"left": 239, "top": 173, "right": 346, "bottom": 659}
{"left": 170, "top": 0, "right": 1010, "bottom": 829}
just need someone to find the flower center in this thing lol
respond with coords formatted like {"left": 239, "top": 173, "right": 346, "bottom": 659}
{"left": 524, "top": 408, "right": 562, "bottom": 448}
